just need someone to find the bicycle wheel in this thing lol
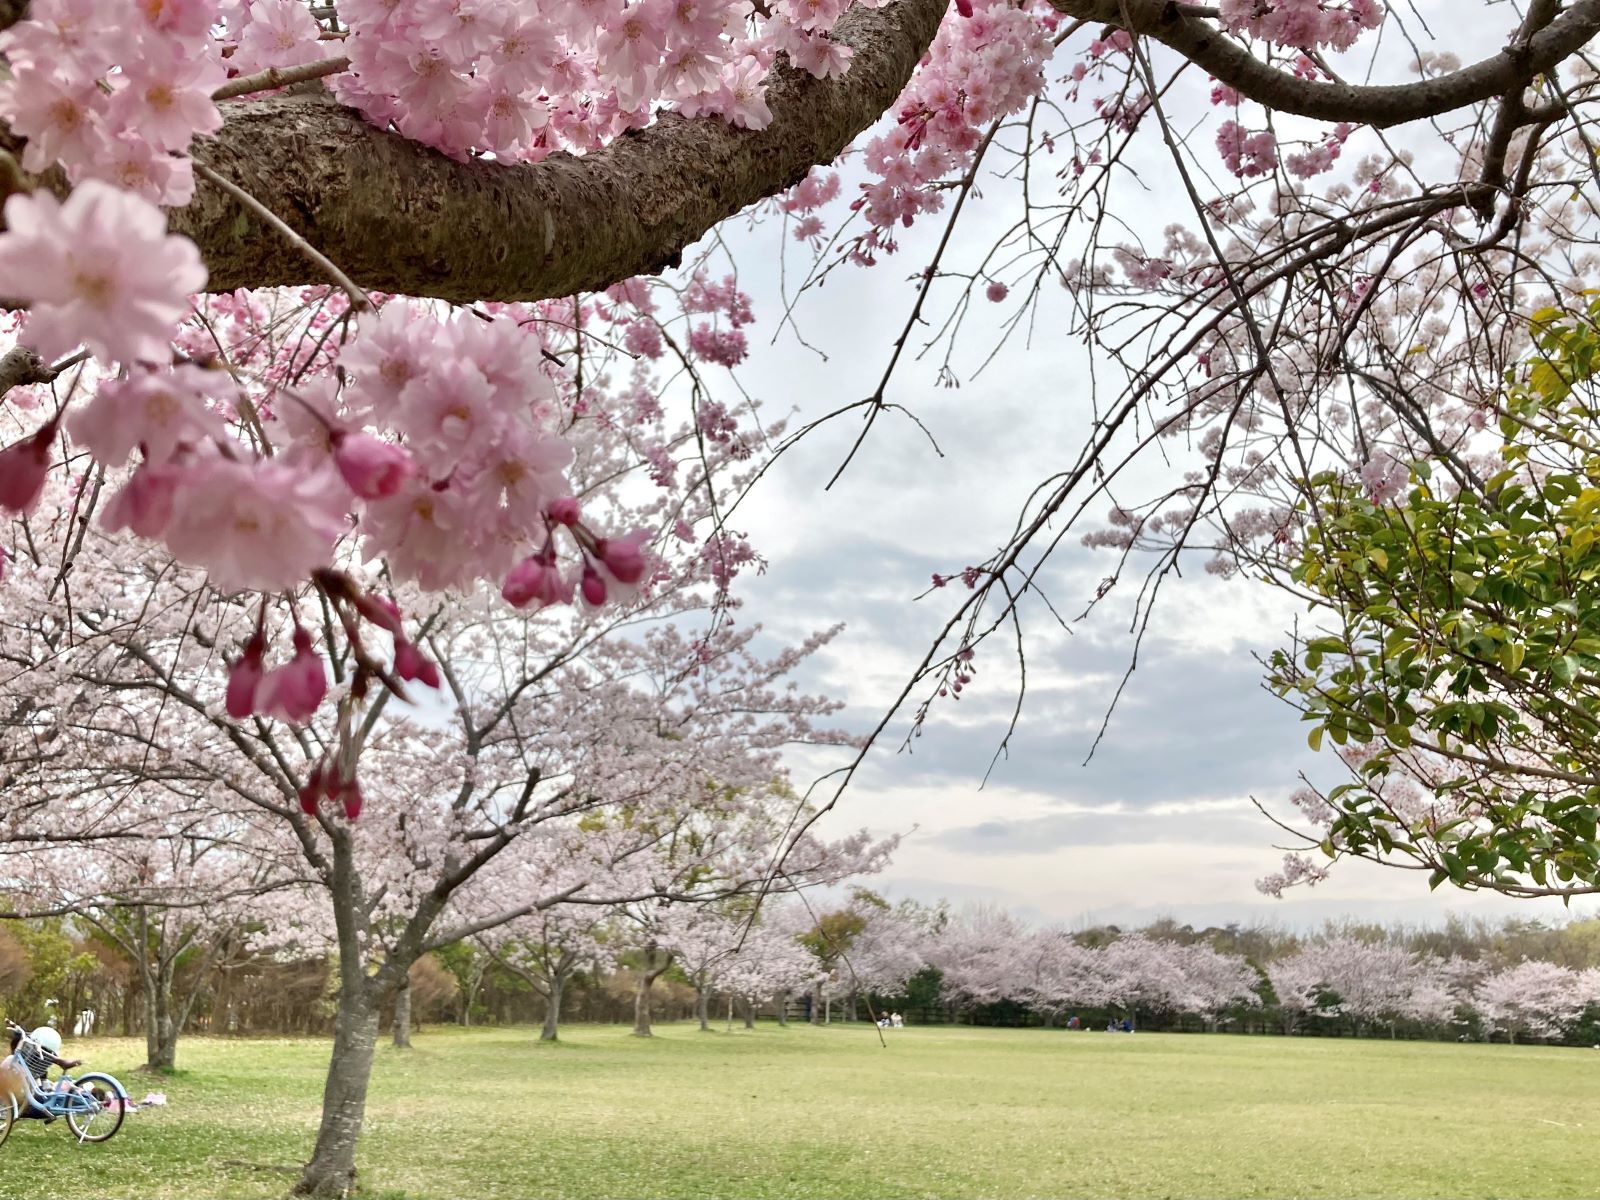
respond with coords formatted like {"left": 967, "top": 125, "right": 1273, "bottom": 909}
{"left": 64, "top": 1075, "right": 125, "bottom": 1143}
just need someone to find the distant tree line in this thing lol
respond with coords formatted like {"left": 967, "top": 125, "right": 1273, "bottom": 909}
{"left": 12, "top": 902, "right": 1600, "bottom": 1050}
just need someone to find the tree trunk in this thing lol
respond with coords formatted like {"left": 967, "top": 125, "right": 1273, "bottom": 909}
{"left": 540, "top": 972, "right": 564, "bottom": 1042}
{"left": 392, "top": 974, "right": 412, "bottom": 1049}
{"left": 632, "top": 947, "right": 668, "bottom": 1037}
{"left": 460, "top": 963, "right": 483, "bottom": 1027}
{"left": 140, "top": 926, "right": 178, "bottom": 1072}
{"left": 846, "top": 992, "right": 858, "bottom": 1023}
{"left": 809, "top": 980, "right": 824, "bottom": 1026}
{"left": 741, "top": 997, "right": 755, "bottom": 1030}
{"left": 776, "top": 991, "right": 788, "bottom": 1027}
{"left": 696, "top": 982, "right": 710, "bottom": 1032}
{"left": 633, "top": 972, "right": 657, "bottom": 1037}
{"left": 296, "top": 982, "right": 380, "bottom": 1197}
{"left": 296, "top": 832, "right": 388, "bottom": 1199}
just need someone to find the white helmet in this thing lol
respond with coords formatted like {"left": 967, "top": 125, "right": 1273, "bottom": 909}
{"left": 31, "top": 1027, "right": 61, "bottom": 1055}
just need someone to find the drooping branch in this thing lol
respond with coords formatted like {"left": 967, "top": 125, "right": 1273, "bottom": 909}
{"left": 1054, "top": 0, "right": 1600, "bottom": 127}
{"left": 163, "top": 0, "right": 947, "bottom": 303}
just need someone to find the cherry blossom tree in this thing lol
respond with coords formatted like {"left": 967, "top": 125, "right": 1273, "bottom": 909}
{"left": 717, "top": 908, "right": 822, "bottom": 1027}
{"left": 1266, "top": 937, "right": 1457, "bottom": 1036}
{"left": 479, "top": 903, "right": 614, "bottom": 1041}
{"left": 927, "top": 903, "right": 1029, "bottom": 1014}
{"left": 618, "top": 819, "right": 892, "bottom": 1034}
{"left": 1475, "top": 959, "right": 1595, "bottom": 1044}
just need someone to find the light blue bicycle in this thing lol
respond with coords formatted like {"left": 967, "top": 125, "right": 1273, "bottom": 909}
{"left": 0, "top": 1020, "right": 128, "bottom": 1146}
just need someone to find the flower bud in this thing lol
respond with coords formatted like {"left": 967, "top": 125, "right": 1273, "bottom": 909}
{"left": 332, "top": 433, "right": 415, "bottom": 500}
{"left": 0, "top": 420, "right": 56, "bottom": 515}
{"left": 226, "top": 633, "right": 266, "bottom": 719}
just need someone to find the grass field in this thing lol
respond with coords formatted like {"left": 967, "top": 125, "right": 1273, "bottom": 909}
{"left": 1, "top": 1022, "right": 1595, "bottom": 1200}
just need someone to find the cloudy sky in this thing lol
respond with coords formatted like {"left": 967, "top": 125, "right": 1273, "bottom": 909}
{"left": 691, "top": 38, "right": 1600, "bottom": 932}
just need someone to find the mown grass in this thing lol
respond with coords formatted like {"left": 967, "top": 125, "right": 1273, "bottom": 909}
{"left": 2, "top": 1022, "right": 1595, "bottom": 1199}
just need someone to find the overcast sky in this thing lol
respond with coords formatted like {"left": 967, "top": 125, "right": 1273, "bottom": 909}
{"left": 697, "top": 28, "right": 1600, "bottom": 932}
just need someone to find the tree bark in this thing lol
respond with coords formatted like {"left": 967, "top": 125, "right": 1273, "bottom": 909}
{"left": 296, "top": 981, "right": 380, "bottom": 1198}
{"left": 392, "top": 974, "right": 412, "bottom": 1050}
{"left": 632, "top": 946, "right": 669, "bottom": 1038}
{"left": 846, "top": 991, "right": 858, "bottom": 1023}
{"left": 540, "top": 972, "right": 565, "bottom": 1043}
{"left": 776, "top": 991, "right": 788, "bottom": 1027}
{"left": 809, "top": 980, "right": 824, "bottom": 1027}
{"left": 696, "top": 982, "right": 710, "bottom": 1032}
{"left": 143, "top": 963, "right": 177, "bottom": 1071}
{"left": 297, "top": 831, "right": 388, "bottom": 1199}
{"left": 1046, "top": 0, "right": 1600, "bottom": 127}
{"left": 741, "top": 997, "right": 756, "bottom": 1031}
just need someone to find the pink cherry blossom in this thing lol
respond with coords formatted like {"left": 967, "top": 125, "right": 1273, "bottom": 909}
{"left": 161, "top": 459, "right": 348, "bottom": 592}
{"left": 393, "top": 640, "right": 442, "bottom": 689}
{"left": 70, "top": 365, "right": 229, "bottom": 467}
{"left": 230, "top": 0, "right": 327, "bottom": 75}
{"left": 0, "top": 182, "right": 205, "bottom": 364}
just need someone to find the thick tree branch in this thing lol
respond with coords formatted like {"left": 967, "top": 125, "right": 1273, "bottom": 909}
{"left": 162, "top": 0, "right": 946, "bottom": 303}
{"left": 1055, "top": 0, "right": 1600, "bottom": 127}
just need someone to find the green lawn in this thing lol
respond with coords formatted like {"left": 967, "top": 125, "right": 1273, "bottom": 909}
{"left": 3, "top": 1023, "right": 1595, "bottom": 1199}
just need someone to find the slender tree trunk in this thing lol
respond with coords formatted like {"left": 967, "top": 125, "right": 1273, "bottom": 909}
{"left": 296, "top": 981, "right": 380, "bottom": 1197}
{"left": 776, "top": 991, "right": 788, "bottom": 1027}
{"left": 696, "top": 982, "right": 710, "bottom": 1031}
{"left": 809, "top": 980, "right": 824, "bottom": 1026}
{"left": 741, "top": 997, "right": 755, "bottom": 1030}
{"left": 540, "top": 973, "right": 565, "bottom": 1042}
{"left": 632, "top": 947, "right": 668, "bottom": 1037}
{"left": 460, "top": 965, "right": 483, "bottom": 1027}
{"left": 392, "top": 974, "right": 413, "bottom": 1049}
{"left": 846, "top": 992, "right": 858, "bottom": 1023}
{"left": 297, "top": 834, "right": 389, "bottom": 1199}
{"left": 142, "top": 948, "right": 178, "bottom": 1070}
{"left": 633, "top": 972, "right": 657, "bottom": 1037}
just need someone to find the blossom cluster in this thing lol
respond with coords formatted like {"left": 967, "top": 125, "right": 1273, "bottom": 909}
{"left": 1217, "top": 0, "right": 1384, "bottom": 53}
{"left": 0, "top": 0, "right": 226, "bottom": 206}
{"left": 329, "top": 0, "right": 859, "bottom": 161}
{"left": 847, "top": 0, "right": 1052, "bottom": 259}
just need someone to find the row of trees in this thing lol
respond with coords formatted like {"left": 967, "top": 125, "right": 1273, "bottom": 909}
{"left": 20, "top": 896, "right": 1600, "bottom": 1050}
{"left": 909, "top": 909, "right": 1600, "bottom": 1046}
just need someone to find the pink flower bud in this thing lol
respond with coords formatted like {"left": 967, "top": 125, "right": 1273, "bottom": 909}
{"left": 226, "top": 634, "right": 266, "bottom": 719}
{"left": 339, "top": 779, "right": 364, "bottom": 821}
{"left": 394, "top": 639, "right": 442, "bottom": 689}
{"left": 332, "top": 433, "right": 415, "bottom": 500}
{"left": 580, "top": 564, "right": 607, "bottom": 607}
{"left": 501, "top": 554, "right": 574, "bottom": 610}
{"left": 547, "top": 496, "right": 581, "bottom": 526}
{"left": 256, "top": 627, "right": 327, "bottom": 724}
{"left": 985, "top": 281, "right": 1008, "bottom": 302}
{"left": 595, "top": 530, "right": 649, "bottom": 585}
{"left": 353, "top": 590, "right": 404, "bottom": 635}
{"left": 298, "top": 763, "right": 327, "bottom": 815}
{"left": 0, "top": 420, "right": 55, "bottom": 514}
